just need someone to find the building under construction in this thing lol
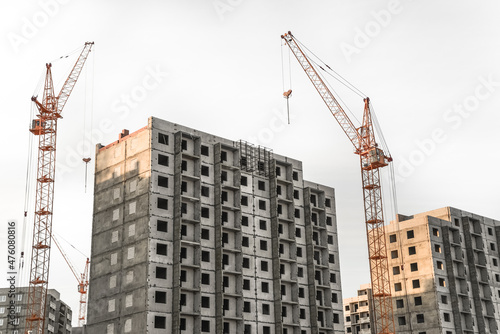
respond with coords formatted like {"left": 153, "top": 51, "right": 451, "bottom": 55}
{"left": 343, "top": 207, "right": 500, "bottom": 334}
{"left": 86, "top": 117, "right": 344, "bottom": 334}
{"left": 0, "top": 287, "right": 72, "bottom": 334}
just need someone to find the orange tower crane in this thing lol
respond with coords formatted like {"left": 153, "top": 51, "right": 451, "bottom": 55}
{"left": 51, "top": 235, "right": 90, "bottom": 327}
{"left": 25, "top": 42, "right": 94, "bottom": 334}
{"left": 281, "top": 31, "right": 395, "bottom": 334}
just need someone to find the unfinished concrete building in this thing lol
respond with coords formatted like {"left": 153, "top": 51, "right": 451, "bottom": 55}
{"left": 387, "top": 207, "right": 500, "bottom": 334}
{"left": 0, "top": 287, "right": 72, "bottom": 334}
{"left": 86, "top": 117, "right": 344, "bottom": 334}
{"left": 343, "top": 284, "right": 375, "bottom": 334}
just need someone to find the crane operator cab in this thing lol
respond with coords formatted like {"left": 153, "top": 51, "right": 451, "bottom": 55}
{"left": 363, "top": 147, "right": 390, "bottom": 170}
{"left": 29, "top": 119, "right": 47, "bottom": 136}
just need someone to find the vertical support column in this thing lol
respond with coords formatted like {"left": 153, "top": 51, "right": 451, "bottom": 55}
{"left": 442, "top": 226, "right": 463, "bottom": 334}
{"left": 171, "top": 132, "right": 183, "bottom": 333}
{"left": 303, "top": 187, "right": 318, "bottom": 334}
{"left": 268, "top": 159, "right": 283, "bottom": 334}
{"left": 214, "top": 143, "right": 224, "bottom": 333}
{"left": 462, "top": 217, "right": 486, "bottom": 334}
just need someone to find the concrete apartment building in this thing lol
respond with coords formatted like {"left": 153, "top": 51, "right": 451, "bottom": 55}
{"left": 343, "top": 284, "right": 375, "bottom": 334}
{"left": 86, "top": 117, "right": 344, "bottom": 334}
{"left": 0, "top": 287, "right": 72, "bottom": 334}
{"left": 386, "top": 207, "right": 500, "bottom": 334}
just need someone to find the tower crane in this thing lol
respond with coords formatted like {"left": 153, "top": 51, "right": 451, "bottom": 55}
{"left": 281, "top": 31, "right": 395, "bottom": 334}
{"left": 25, "top": 42, "right": 94, "bottom": 334}
{"left": 51, "top": 235, "right": 90, "bottom": 327}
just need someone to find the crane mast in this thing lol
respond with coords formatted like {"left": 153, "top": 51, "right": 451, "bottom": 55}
{"left": 281, "top": 31, "right": 395, "bottom": 334}
{"left": 25, "top": 42, "right": 93, "bottom": 334}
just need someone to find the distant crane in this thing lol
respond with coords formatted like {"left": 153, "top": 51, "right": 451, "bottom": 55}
{"left": 51, "top": 235, "right": 90, "bottom": 327}
{"left": 281, "top": 31, "right": 395, "bottom": 334}
{"left": 25, "top": 42, "right": 93, "bottom": 334}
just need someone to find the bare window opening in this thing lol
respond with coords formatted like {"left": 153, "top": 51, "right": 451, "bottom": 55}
{"left": 328, "top": 235, "right": 333, "bottom": 244}
{"left": 414, "top": 296, "right": 422, "bottom": 306}
{"left": 398, "top": 316, "right": 406, "bottom": 326}
{"left": 221, "top": 150, "right": 227, "bottom": 162}
{"left": 292, "top": 171, "right": 298, "bottom": 181}
{"left": 439, "top": 278, "right": 446, "bottom": 287}
{"left": 416, "top": 314, "right": 424, "bottom": 323}
{"left": 222, "top": 232, "right": 228, "bottom": 244}
{"left": 241, "top": 176, "right": 248, "bottom": 186}
{"left": 158, "top": 175, "right": 168, "bottom": 188}
{"left": 223, "top": 254, "right": 229, "bottom": 266}
{"left": 156, "top": 266, "right": 167, "bottom": 279}
{"left": 330, "top": 273, "right": 336, "bottom": 283}
{"left": 393, "top": 266, "right": 400, "bottom": 275}
{"left": 279, "top": 243, "right": 284, "bottom": 254}
{"left": 181, "top": 202, "right": 187, "bottom": 214}
{"left": 326, "top": 216, "right": 332, "bottom": 226}
{"left": 434, "top": 244, "right": 442, "bottom": 253}
{"left": 262, "top": 282, "right": 269, "bottom": 293}
{"left": 441, "top": 295, "right": 448, "bottom": 304}
{"left": 201, "top": 207, "right": 209, "bottom": 218}
{"left": 390, "top": 234, "right": 397, "bottom": 243}
{"left": 262, "top": 304, "right": 270, "bottom": 315}
{"left": 259, "top": 200, "right": 266, "bottom": 210}
{"left": 409, "top": 246, "right": 416, "bottom": 255}
{"left": 201, "top": 186, "right": 209, "bottom": 197}
{"left": 243, "top": 279, "right": 250, "bottom": 290}
{"left": 413, "top": 279, "right": 420, "bottom": 289}
{"left": 201, "top": 273, "right": 210, "bottom": 285}
{"left": 433, "top": 228, "right": 440, "bottom": 237}
{"left": 181, "top": 225, "right": 187, "bottom": 236}
{"left": 201, "top": 296, "right": 210, "bottom": 308}
{"left": 258, "top": 180, "right": 266, "bottom": 191}
{"left": 394, "top": 283, "right": 402, "bottom": 291}
{"left": 157, "top": 198, "right": 168, "bottom": 210}
{"left": 312, "top": 213, "right": 317, "bottom": 223}
{"left": 257, "top": 161, "right": 265, "bottom": 172}
{"left": 201, "top": 320, "right": 210, "bottom": 332}
{"left": 329, "top": 254, "right": 335, "bottom": 264}
{"left": 325, "top": 198, "right": 331, "bottom": 207}
{"left": 261, "top": 261, "right": 268, "bottom": 272}
{"left": 391, "top": 250, "right": 398, "bottom": 259}
{"left": 488, "top": 227, "right": 493, "bottom": 236}
{"left": 242, "top": 236, "right": 249, "bottom": 247}
{"left": 260, "top": 240, "right": 268, "bottom": 251}
{"left": 158, "top": 154, "right": 169, "bottom": 167}
{"left": 155, "top": 291, "right": 166, "bottom": 304}
{"left": 180, "top": 140, "right": 187, "bottom": 151}
{"left": 157, "top": 220, "right": 168, "bottom": 232}
{"left": 444, "top": 313, "right": 450, "bottom": 322}
{"left": 180, "top": 318, "right": 186, "bottom": 330}
{"left": 411, "top": 263, "right": 418, "bottom": 272}
{"left": 299, "top": 287, "right": 305, "bottom": 298}
{"left": 293, "top": 190, "right": 299, "bottom": 199}
{"left": 201, "top": 165, "right": 209, "bottom": 176}
{"left": 181, "top": 181, "right": 187, "bottom": 193}
{"left": 297, "top": 247, "right": 303, "bottom": 257}
{"left": 277, "top": 185, "right": 282, "bottom": 195}
{"left": 241, "top": 196, "right": 248, "bottom": 206}
{"left": 158, "top": 133, "right": 169, "bottom": 145}
{"left": 243, "top": 257, "right": 250, "bottom": 268}
{"left": 201, "top": 228, "right": 210, "bottom": 240}
{"left": 278, "top": 205, "right": 283, "bottom": 215}
{"left": 396, "top": 299, "right": 404, "bottom": 308}
{"left": 310, "top": 195, "right": 316, "bottom": 206}
{"left": 300, "top": 308, "right": 306, "bottom": 319}
{"left": 295, "top": 209, "right": 300, "bottom": 218}
{"left": 244, "top": 301, "right": 251, "bottom": 312}
{"left": 154, "top": 316, "right": 166, "bottom": 329}
{"left": 332, "top": 293, "right": 338, "bottom": 303}
{"left": 259, "top": 220, "right": 267, "bottom": 230}
{"left": 298, "top": 267, "right": 304, "bottom": 278}
{"left": 296, "top": 228, "right": 302, "bottom": 238}
{"left": 180, "top": 271, "right": 186, "bottom": 282}
{"left": 276, "top": 167, "right": 281, "bottom": 176}
{"left": 491, "top": 243, "right": 496, "bottom": 251}
{"left": 278, "top": 224, "right": 283, "bottom": 234}
{"left": 222, "top": 211, "right": 228, "bottom": 223}
{"left": 407, "top": 230, "right": 414, "bottom": 239}
{"left": 222, "top": 191, "right": 228, "bottom": 203}
{"left": 201, "top": 145, "right": 209, "bottom": 156}
{"left": 202, "top": 251, "right": 210, "bottom": 262}
{"left": 181, "top": 160, "right": 187, "bottom": 171}
{"left": 157, "top": 243, "right": 167, "bottom": 255}
{"left": 221, "top": 171, "right": 227, "bottom": 182}
{"left": 242, "top": 216, "right": 249, "bottom": 226}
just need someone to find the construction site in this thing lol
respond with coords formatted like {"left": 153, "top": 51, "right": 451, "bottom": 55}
{"left": 1, "top": 2, "right": 499, "bottom": 334}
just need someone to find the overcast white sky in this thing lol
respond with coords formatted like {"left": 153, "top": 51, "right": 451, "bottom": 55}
{"left": 1, "top": 0, "right": 499, "bottom": 324}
